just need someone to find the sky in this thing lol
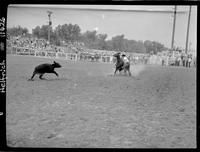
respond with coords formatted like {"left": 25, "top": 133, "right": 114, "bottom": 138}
{"left": 7, "top": 5, "right": 197, "bottom": 50}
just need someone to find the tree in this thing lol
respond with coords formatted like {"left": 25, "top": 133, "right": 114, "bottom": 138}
{"left": 40, "top": 25, "right": 51, "bottom": 40}
{"left": 124, "top": 39, "right": 138, "bottom": 53}
{"left": 152, "top": 41, "right": 165, "bottom": 53}
{"left": 55, "top": 23, "right": 81, "bottom": 43}
{"left": 32, "top": 26, "right": 41, "bottom": 38}
{"left": 7, "top": 26, "right": 29, "bottom": 36}
{"left": 134, "top": 40, "right": 146, "bottom": 53}
{"left": 95, "top": 34, "right": 107, "bottom": 50}
{"left": 80, "top": 30, "right": 97, "bottom": 48}
{"left": 8, "top": 23, "right": 169, "bottom": 54}
{"left": 144, "top": 40, "right": 165, "bottom": 54}
{"left": 110, "top": 35, "right": 125, "bottom": 51}
{"left": 50, "top": 31, "right": 61, "bottom": 46}
{"left": 106, "top": 40, "right": 114, "bottom": 51}
{"left": 144, "top": 40, "right": 153, "bottom": 54}
{"left": 32, "top": 25, "right": 51, "bottom": 40}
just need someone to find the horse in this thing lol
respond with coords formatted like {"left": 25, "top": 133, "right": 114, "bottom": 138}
{"left": 113, "top": 52, "right": 131, "bottom": 76}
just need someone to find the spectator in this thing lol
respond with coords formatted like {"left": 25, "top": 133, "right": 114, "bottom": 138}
{"left": 188, "top": 54, "right": 192, "bottom": 68}
{"left": 161, "top": 56, "right": 165, "bottom": 66}
{"left": 185, "top": 55, "right": 189, "bottom": 67}
{"left": 177, "top": 56, "right": 181, "bottom": 66}
{"left": 182, "top": 54, "right": 186, "bottom": 67}
{"left": 121, "top": 54, "right": 130, "bottom": 68}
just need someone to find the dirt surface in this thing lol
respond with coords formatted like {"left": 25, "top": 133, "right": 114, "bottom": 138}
{"left": 6, "top": 55, "right": 196, "bottom": 148}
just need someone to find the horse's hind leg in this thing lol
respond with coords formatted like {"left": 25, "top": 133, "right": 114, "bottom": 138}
{"left": 128, "top": 70, "right": 132, "bottom": 76}
{"left": 39, "top": 74, "right": 45, "bottom": 80}
{"left": 124, "top": 68, "right": 127, "bottom": 75}
{"left": 128, "top": 67, "right": 132, "bottom": 76}
{"left": 127, "top": 65, "right": 131, "bottom": 76}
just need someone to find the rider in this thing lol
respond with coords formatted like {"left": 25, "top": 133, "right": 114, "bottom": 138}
{"left": 121, "top": 53, "right": 130, "bottom": 68}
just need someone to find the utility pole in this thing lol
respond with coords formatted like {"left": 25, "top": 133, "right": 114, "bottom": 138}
{"left": 185, "top": 6, "right": 192, "bottom": 54}
{"left": 189, "top": 42, "right": 192, "bottom": 53}
{"left": 171, "top": 5, "right": 177, "bottom": 50}
{"left": 47, "top": 11, "right": 53, "bottom": 44}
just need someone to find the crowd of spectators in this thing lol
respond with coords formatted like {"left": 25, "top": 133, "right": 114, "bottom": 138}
{"left": 128, "top": 53, "right": 149, "bottom": 65}
{"left": 7, "top": 36, "right": 88, "bottom": 54}
{"left": 159, "top": 51, "right": 196, "bottom": 68}
{"left": 62, "top": 41, "right": 85, "bottom": 53}
{"left": 7, "top": 36, "right": 196, "bottom": 67}
{"left": 7, "top": 36, "right": 52, "bottom": 50}
{"left": 7, "top": 36, "right": 117, "bottom": 63}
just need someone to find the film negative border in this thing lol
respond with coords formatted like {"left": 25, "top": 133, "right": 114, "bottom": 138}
{"left": 0, "top": 0, "right": 7, "bottom": 150}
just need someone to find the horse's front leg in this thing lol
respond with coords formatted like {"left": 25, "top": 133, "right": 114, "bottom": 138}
{"left": 128, "top": 69, "right": 131, "bottom": 76}
{"left": 124, "top": 68, "right": 127, "bottom": 75}
{"left": 114, "top": 68, "right": 118, "bottom": 76}
{"left": 127, "top": 66, "right": 131, "bottom": 76}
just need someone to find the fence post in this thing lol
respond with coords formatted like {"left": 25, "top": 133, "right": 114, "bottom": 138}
{"left": 56, "top": 52, "right": 58, "bottom": 59}
{"left": 66, "top": 53, "right": 68, "bottom": 60}
{"left": 77, "top": 53, "right": 80, "bottom": 61}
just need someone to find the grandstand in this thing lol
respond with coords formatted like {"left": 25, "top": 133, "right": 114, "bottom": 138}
{"left": 7, "top": 36, "right": 196, "bottom": 67}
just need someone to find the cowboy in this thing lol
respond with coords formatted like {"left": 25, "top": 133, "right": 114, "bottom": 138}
{"left": 187, "top": 54, "right": 192, "bottom": 68}
{"left": 121, "top": 54, "right": 130, "bottom": 68}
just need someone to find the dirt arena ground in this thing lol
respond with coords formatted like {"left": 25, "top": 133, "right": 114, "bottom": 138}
{"left": 6, "top": 55, "right": 196, "bottom": 148}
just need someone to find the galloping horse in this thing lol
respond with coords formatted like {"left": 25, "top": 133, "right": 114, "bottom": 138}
{"left": 113, "top": 52, "right": 131, "bottom": 76}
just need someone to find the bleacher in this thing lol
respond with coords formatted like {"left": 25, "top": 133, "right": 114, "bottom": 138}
{"left": 8, "top": 36, "right": 195, "bottom": 67}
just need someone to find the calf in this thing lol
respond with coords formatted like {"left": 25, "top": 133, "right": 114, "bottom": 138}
{"left": 29, "top": 61, "right": 62, "bottom": 80}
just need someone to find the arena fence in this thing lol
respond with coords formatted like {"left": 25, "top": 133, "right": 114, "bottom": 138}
{"left": 7, "top": 46, "right": 195, "bottom": 67}
{"left": 7, "top": 47, "right": 115, "bottom": 63}
{"left": 7, "top": 47, "right": 151, "bottom": 65}
{"left": 149, "top": 55, "right": 163, "bottom": 65}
